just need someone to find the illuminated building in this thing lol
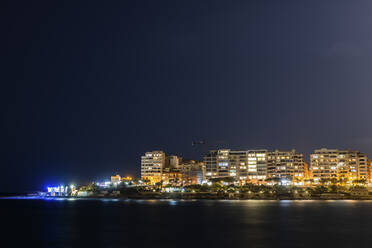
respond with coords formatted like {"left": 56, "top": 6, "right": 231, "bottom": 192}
{"left": 204, "top": 149, "right": 225, "bottom": 179}
{"left": 303, "top": 162, "right": 311, "bottom": 179}
{"left": 141, "top": 151, "right": 166, "bottom": 184}
{"left": 47, "top": 185, "right": 68, "bottom": 196}
{"left": 180, "top": 160, "right": 205, "bottom": 185}
{"left": 111, "top": 174, "right": 121, "bottom": 183}
{"left": 162, "top": 168, "right": 182, "bottom": 185}
{"left": 310, "top": 148, "right": 368, "bottom": 183}
{"left": 247, "top": 150, "right": 268, "bottom": 181}
{"left": 120, "top": 176, "right": 132, "bottom": 182}
{"left": 166, "top": 155, "right": 181, "bottom": 169}
{"left": 204, "top": 150, "right": 246, "bottom": 180}
{"left": 204, "top": 149, "right": 268, "bottom": 181}
{"left": 267, "top": 150, "right": 305, "bottom": 180}
{"left": 368, "top": 160, "right": 372, "bottom": 183}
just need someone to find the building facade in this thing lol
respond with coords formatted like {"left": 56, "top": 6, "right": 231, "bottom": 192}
{"left": 204, "top": 150, "right": 245, "bottom": 180}
{"left": 267, "top": 149, "right": 305, "bottom": 179}
{"left": 310, "top": 148, "right": 368, "bottom": 183}
{"left": 141, "top": 151, "right": 166, "bottom": 184}
{"left": 181, "top": 160, "right": 205, "bottom": 185}
{"left": 247, "top": 150, "right": 268, "bottom": 181}
{"left": 303, "top": 162, "right": 311, "bottom": 180}
{"left": 162, "top": 168, "right": 182, "bottom": 185}
{"left": 368, "top": 159, "right": 372, "bottom": 183}
{"left": 204, "top": 149, "right": 268, "bottom": 181}
{"left": 166, "top": 155, "right": 180, "bottom": 169}
{"left": 111, "top": 174, "right": 121, "bottom": 183}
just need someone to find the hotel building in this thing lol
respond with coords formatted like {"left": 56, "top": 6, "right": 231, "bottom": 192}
{"left": 267, "top": 149, "right": 305, "bottom": 179}
{"left": 310, "top": 148, "right": 368, "bottom": 183}
{"left": 141, "top": 151, "right": 166, "bottom": 184}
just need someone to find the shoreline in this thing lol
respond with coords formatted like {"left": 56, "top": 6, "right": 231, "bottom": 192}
{"left": 2, "top": 195, "right": 372, "bottom": 201}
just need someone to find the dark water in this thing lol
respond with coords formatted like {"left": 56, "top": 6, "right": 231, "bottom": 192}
{"left": 1, "top": 198, "right": 372, "bottom": 248}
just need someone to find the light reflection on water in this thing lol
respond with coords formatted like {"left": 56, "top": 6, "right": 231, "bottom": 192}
{"left": 1, "top": 196, "right": 372, "bottom": 208}
{"left": 3, "top": 197, "right": 372, "bottom": 248}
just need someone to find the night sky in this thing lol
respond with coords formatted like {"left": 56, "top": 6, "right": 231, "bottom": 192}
{"left": 3, "top": 0, "right": 372, "bottom": 192}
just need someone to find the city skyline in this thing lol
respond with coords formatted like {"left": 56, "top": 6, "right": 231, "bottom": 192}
{"left": 23, "top": 146, "right": 372, "bottom": 191}
{"left": 141, "top": 148, "right": 370, "bottom": 186}
{"left": 42, "top": 146, "right": 372, "bottom": 194}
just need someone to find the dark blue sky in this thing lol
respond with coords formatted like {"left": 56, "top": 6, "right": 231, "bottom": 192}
{"left": 2, "top": 0, "right": 372, "bottom": 192}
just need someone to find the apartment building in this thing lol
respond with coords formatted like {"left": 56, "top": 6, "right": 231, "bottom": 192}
{"left": 180, "top": 160, "right": 205, "bottom": 185}
{"left": 247, "top": 150, "right": 268, "bottom": 180}
{"left": 162, "top": 167, "right": 182, "bottom": 185}
{"left": 368, "top": 159, "right": 372, "bottom": 183}
{"left": 310, "top": 148, "right": 368, "bottom": 183}
{"left": 141, "top": 151, "right": 166, "bottom": 184}
{"left": 204, "top": 150, "right": 244, "bottom": 180}
{"left": 204, "top": 149, "right": 268, "bottom": 181}
{"left": 267, "top": 149, "right": 305, "bottom": 179}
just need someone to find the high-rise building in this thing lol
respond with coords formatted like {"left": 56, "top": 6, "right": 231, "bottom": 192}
{"left": 204, "top": 150, "right": 246, "bottom": 180}
{"left": 267, "top": 150, "right": 305, "bottom": 179}
{"left": 141, "top": 151, "right": 166, "bottom": 184}
{"left": 247, "top": 150, "right": 268, "bottom": 180}
{"left": 204, "top": 149, "right": 268, "bottom": 181}
{"left": 310, "top": 148, "right": 368, "bottom": 183}
{"left": 204, "top": 150, "right": 224, "bottom": 179}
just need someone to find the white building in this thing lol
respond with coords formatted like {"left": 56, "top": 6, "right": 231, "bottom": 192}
{"left": 141, "top": 151, "right": 166, "bottom": 184}
{"left": 310, "top": 148, "right": 368, "bottom": 183}
{"left": 267, "top": 149, "right": 305, "bottom": 179}
{"left": 247, "top": 150, "right": 268, "bottom": 181}
{"left": 204, "top": 149, "right": 268, "bottom": 181}
{"left": 111, "top": 174, "right": 121, "bottom": 183}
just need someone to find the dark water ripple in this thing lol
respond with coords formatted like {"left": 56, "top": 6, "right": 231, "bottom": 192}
{"left": 1, "top": 198, "right": 372, "bottom": 248}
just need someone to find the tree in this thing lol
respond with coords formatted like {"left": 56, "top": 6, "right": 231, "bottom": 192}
{"left": 329, "top": 184, "right": 338, "bottom": 193}
{"left": 154, "top": 181, "right": 162, "bottom": 191}
{"left": 209, "top": 177, "right": 235, "bottom": 184}
{"left": 311, "top": 186, "right": 328, "bottom": 195}
{"left": 265, "top": 177, "right": 281, "bottom": 184}
{"left": 184, "top": 184, "right": 209, "bottom": 193}
{"left": 330, "top": 178, "right": 338, "bottom": 185}
{"left": 141, "top": 179, "right": 151, "bottom": 185}
{"left": 320, "top": 178, "right": 331, "bottom": 185}
{"left": 79, "top": 183, "right": 99, "bottom": 192}
{"left": 352, "top": 179, "right": 367, "bottom": 185}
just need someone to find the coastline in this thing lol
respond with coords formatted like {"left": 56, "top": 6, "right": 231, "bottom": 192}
{"left": 2, "top": 193, "right": 372, "bottom": 201}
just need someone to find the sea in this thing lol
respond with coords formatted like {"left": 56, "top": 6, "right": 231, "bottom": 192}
{"left": 1, "top": 197, "right": 372, "bottom": 248}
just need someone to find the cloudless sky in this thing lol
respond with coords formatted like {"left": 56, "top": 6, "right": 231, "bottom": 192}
{"left": 2, "top": 0, "right": 372, "bottom": 192}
